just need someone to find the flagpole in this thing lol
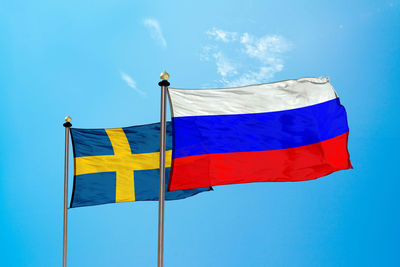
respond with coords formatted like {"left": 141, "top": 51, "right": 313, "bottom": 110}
{"left": 63, "top": 116, "right": 72, "bottom": 267}
{"left": 158, "top": 71, "right": 170, "bottom": 267}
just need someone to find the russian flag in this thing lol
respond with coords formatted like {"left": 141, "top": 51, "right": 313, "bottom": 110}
{"left": 168, "top": 77, "right": 352, "bottom": 191}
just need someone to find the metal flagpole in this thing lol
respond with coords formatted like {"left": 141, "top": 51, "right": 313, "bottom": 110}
{"left": 158, "top": 71, "right": 170, "bottom": 267}
{"left": 63, "top": 116, "right": 72, "bottom": 267}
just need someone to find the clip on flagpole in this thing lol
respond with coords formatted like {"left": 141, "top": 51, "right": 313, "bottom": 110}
{"left": 62, "top": 116, "right": 72, "bottom": 267}
{"left": 158, "top": 71, "right": 170, "bottom": 267}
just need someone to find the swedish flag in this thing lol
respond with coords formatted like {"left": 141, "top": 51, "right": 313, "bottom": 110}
{"left": 70, "top": 122, "right": 212, "bottom": 208}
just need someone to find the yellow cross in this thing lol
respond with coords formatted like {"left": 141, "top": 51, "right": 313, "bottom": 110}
{"left": 74, "top": 128, "right": 172, "bottom": 203}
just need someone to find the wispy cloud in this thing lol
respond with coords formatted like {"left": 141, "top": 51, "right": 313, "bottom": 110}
{"left": 143, "top": 18, "right": 167, "bottom": 48}
{"left": 206, "top": 27, "right": 237, "bottom": 42}
{"left": 222, "top": 65, "right": 283, "bottom": 87}
{"left": 212, "top": 52, "right": 237, "bottom": 77}
{"left": 240, "top": 33, "right": 290, "bottom": 61}
{"left": 202, "top": 27, "right": 291, "bottom": 87}
{"left": 120, "top": 71, "right": 146, "bottom": 96}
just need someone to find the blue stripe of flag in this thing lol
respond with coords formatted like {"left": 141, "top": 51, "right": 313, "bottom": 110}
{"left": 173, "top": 98, "right": 349, "bottom": 158}
{"left": 71, "top": 122, "right": 173, "bottom": 157}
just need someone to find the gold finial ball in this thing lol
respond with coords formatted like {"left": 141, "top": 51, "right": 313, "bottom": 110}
{"left": 65, "top": 115, "right": 72, "bottom": 122}
{"left": 160, "top": 70, "right": 170, "bottom": 80}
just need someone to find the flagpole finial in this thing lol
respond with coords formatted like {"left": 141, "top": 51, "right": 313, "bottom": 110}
{"left": 159, "top": 70, "right": 170, "bottom": 87}
{"left": 160, "top": 70, "right": 169, "bottom": 80}
{"left": 63, "top": 115, "right": 72, "bottom": 127}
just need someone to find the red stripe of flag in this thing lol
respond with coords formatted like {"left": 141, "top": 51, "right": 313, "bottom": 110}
{"left": 169, "top": 132, "right": 352, "bottom": 191}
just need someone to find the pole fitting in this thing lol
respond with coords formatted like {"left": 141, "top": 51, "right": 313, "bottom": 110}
{"left": 160, "top": 70, "right": 169, "bottom": 80}
{"left": 159, "top": 70, "right": 170, "bottom": 87}
{"left": 63, "top": 115, "right": 72, "bottom": 127}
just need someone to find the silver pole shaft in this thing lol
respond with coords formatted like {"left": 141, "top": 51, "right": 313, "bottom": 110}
{"left": 158, "top": 82, "right": 168, "bottom": 267}
{"left": 63, "top": 123, "right": 71, "bottom": 267}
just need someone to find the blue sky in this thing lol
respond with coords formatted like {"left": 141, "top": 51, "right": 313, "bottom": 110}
{"left": 1, "top": 0, "right": 399, "bottom": 266}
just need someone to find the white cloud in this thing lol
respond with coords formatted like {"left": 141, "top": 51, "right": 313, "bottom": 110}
{"left": 143, "top": 18, "right": 167, "bottom": 48}
{"left": 206, "top": 27, "right": 237, "bottom": 42}
{"left": 202, "top": 28, "right": 291, "bottom": 87}
{"left": 223, "top": 65, "right": 283, "bottom": 87}
{"left": 213, "top": 52, "right": 237, "bottom": 77}
{"left": 120, "top": 71, "right": 146, "bottom": 96}
{"left": 240, "top": 33, "right": 290, "bottom": 61}
{"left": 200, "top": 45, "right": 213, "bottom": 61}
